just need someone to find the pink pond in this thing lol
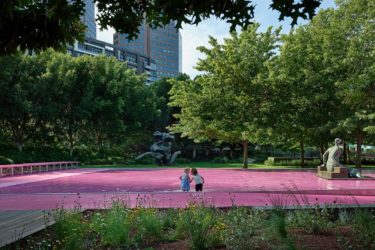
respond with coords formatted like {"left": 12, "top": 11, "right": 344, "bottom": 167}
{"left": 1, "top": 168, "right": 375, "bottom": 210}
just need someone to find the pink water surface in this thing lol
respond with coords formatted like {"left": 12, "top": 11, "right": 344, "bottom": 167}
{"left": 1, "top": 168, "right": 375, "bottom": 210}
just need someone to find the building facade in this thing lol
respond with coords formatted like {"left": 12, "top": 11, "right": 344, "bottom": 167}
{"left": 67, "top": 37, "right": 157, "bottom": 84}
{"left": 114, "top": 22, "right": 181, "bottom": 79}
{"left": 81, "top": 0, "right": 96, "bottom": 39}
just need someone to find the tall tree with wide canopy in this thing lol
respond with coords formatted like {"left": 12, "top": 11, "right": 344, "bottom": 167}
{"left": 0, "top": 0, "right": 322, "bottom": 54}
{"left": 319, "top": 0, "right": 375, "bottom": 168}
{"left": 169, "top": 24, "right": 280, "bottom": 168}
{"left": 270, "top": 11, "right": 341, "bottom": 165}
{"left": 271, "top": 0, "right": 375, "bottom": 167}
{"left": 0, "top": 52, "right": 60, "bottom": 151}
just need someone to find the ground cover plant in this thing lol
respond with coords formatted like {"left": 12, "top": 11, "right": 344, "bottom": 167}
{"left": 5, "top": 199, "right": 375, "bottom": 250}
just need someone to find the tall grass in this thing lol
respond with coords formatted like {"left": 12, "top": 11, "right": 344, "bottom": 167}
{"left": 91, "top": 201, "right": 132, "bottom": 248}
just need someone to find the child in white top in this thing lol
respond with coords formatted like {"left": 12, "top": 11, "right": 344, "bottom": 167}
{"left": 190, "top": 168, "right": 204, "bottom": 191}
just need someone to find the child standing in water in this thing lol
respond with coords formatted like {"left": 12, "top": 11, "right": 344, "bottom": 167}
{"left": 191, "top": 168, "right": 204, "bottom": 191}
{"left": 180, "top": 168, "right": 192, "bottom": 192}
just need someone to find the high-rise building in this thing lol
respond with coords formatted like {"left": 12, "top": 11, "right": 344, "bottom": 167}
{"left": 81, "top": 0, "right": 96, "bottom": 39}
{"left": 67, "top": 37, "right": 157, "bottom": 84}
{"left": 114, "top": 22, "right": 181, "bottom": 79}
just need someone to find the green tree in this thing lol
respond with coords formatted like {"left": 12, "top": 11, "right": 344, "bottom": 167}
{"left": 46, "top": 54, "right": 94, "bottom": 156}
{"left": 0, "top": 52, "right": 59, "bottom": 151}
{"left": 319, "top": 0, "right": 375, "bottom": 167}
{"left": 86, "top": 56, "right": 135, "bottom": 150}
{"left": 270, "top": 13, "right": 341, "bottom": 165}
{"left": 0, "top": 0, "right": 85, "bottom": 54}
{"left": 1, "top": 0, "right": 322, "bottom": 54}
{"left": 150, "top": 74, "right": 190, "bottom": 131}
{"left": 169, "top": 24, "right": 280, "bottom": 168}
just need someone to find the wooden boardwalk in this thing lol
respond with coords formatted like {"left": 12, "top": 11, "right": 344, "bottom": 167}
{"left": 0, "top": 210, "right": 55, "bottom": 247}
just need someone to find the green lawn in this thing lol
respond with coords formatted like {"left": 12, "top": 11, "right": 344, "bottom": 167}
{"left": 82, "top": 162, "right": 375, "bottom": 169}
{"left": 83, "top": 162, "right": 304, "bottom": 169}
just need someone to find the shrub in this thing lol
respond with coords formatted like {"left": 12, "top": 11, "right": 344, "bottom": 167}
{"left": 175, "top": 157, "right": 191, "bottom": 164}
{"left": 0, "top": 155, "right": 13, "bottom": 164}
{"left": 286, "top": 207, "right": 334, "bottom": 234}
{"left": 91, "top": 201, "right": 132, "bottom": 248}
{"left": 135, "top": 156, "right": 154, "bottom": 165}
{"left": 53, "top": 209, "right": 88, "bottom": 250}
{"left": 223, "top": 207, "right": 266, "bottom": 250}
{"left": 264, "top": 158, "right": 275, "bottom": 166}
{"left": 212, "top": 157, "right": 228, "bottom": 163}
{"left": 176, "top": 207, "right": 223, "bottom": 250}
{"left": 133, "top": 208, "right": 164, "bottom": 245}
{"left": 266, "top": 209, "right": 296, "bottom": 250}
{"left": 253, "top": 153, "right": 268, "bottom": 163}
{"left": 341, "top": 209, "right": 375, "bottom": 249}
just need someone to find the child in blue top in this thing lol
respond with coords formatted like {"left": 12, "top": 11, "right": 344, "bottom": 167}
{"left": 180, "top": 168, "right": 192, "bottom": 192}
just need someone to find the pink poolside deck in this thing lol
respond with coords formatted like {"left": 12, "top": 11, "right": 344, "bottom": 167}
{"left": 1, "top": 168, "right": 375, "bottom": 210}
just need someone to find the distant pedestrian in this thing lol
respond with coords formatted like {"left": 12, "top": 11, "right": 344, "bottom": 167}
{"left": 180, "top": 168, "right": 192, "bottom": 192}
{"left": 190, "top": 168, "right": 204, "bottom": 192}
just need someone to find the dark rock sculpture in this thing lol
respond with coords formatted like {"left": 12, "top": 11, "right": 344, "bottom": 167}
{"left": 136, "top": 131, "right": 181, "bottom": 165}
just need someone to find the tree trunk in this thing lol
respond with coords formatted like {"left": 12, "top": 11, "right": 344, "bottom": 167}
{"left": 243, "top": 141, "right": 248, "bottom": 169}
{"left": 347, "top": 144, "right": 351, "bottom": 163}
{"left": 343, "top": 142, "right": 348, "bottom": 164}
{"left": 355, "top": 132, "right": 364, "bottom": 168}
{"left": 319, "top": 142, "right": 324, "bottom": 163}
{"left": 16, "top": 142, "right": 23, "bottom": 152}
{"left": 69, "top": 135, "right": 74, "bottom": 157}
{"left": 192, "top": 147, "right": 196, "bottom": 159}
{"left": 300, "top": 140, "right": 305, "bottom": 167}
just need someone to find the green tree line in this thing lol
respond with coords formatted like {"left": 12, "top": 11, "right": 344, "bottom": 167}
{"left": 0, "top": 50, "right": 161, "bottom": 163}
{"left": 169, "top": 0, "right": 375, "bottom": 168}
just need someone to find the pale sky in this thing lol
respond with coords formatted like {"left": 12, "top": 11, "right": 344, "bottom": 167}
{"left": 97, "top": 0, "right": 336, "bottom": 78}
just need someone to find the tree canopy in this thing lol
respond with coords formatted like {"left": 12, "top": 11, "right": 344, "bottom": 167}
{"left": 169, "top": 24, "right": 281, "bottom": 168}
{"left": 0, "top": 0, "right": 322, "bottom": 54}
{"left": 168, "top": 0, "right": 375, "bottom": 167}
{"left": 0, "top": 50, "right": 159, "bottom": 156}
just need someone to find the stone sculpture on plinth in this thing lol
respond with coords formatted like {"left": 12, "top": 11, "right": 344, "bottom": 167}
{"left": 317, "top": 138, "right": 361, "bottom": 179}
{"left": 136, "top": 131, "right": 181, "bottom": 165}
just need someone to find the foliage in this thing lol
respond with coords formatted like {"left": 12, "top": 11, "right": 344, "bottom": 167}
{"left": 0, "top": 51, "right": 60, "bottom": 152}
{"left": 53, "top": 208, "right": 89, "bottom": 250}
{"left": 133, "top": 208, "right": 164, "bottom": 245}
{"left": 174, "top": 157, "right": 191, "bottom": 164}
{"left": 223, "top": 207, "right": 267, "bottom": 249}
{"left": 267, "top": 209, "right": 296, "bottom": 250}
{"left": 341, "top": 209, "right": 375, "bottom": 249}
{"left": 0, "top": 0, "right": 85, "bottom": 54}
{"left": 175, "top": 206, "right": 222, "bottom": 249}
{"left": 287, "top": 206, "right": 334, "bottom": 234}
{"left": 264, "top": 158, "right": 321, "bottom": 167}
{"left": 0, "top": 50, "right": 159, "bottom": 160}
{"left": 169, "top": 24, "right": 281, "bottom": 168}
{"left": 150, "top": 74, "right": 190, "bottom": 131}
{"left": 13, "top": 203, "right": 375, "bottom": 250}
{"left": 0, "top": 0, "right": 322, "bottom": 54}
{"left": 212, "top": 157, "right": 229, "bottom": 164}
{"left": 91, "top": 201, "right": 133, "bottom": 248}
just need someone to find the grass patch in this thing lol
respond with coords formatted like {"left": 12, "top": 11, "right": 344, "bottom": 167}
{"left": 81, "top": 162, "right": 308, "bottom": 169}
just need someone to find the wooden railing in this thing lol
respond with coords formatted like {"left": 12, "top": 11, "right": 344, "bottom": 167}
{"left": 0, "top": 161, "right": 80, "bottom": 177}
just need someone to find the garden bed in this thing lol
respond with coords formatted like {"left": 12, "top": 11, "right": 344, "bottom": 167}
{"left": 4, "top": 203, "right": 375, "bottom": 250}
